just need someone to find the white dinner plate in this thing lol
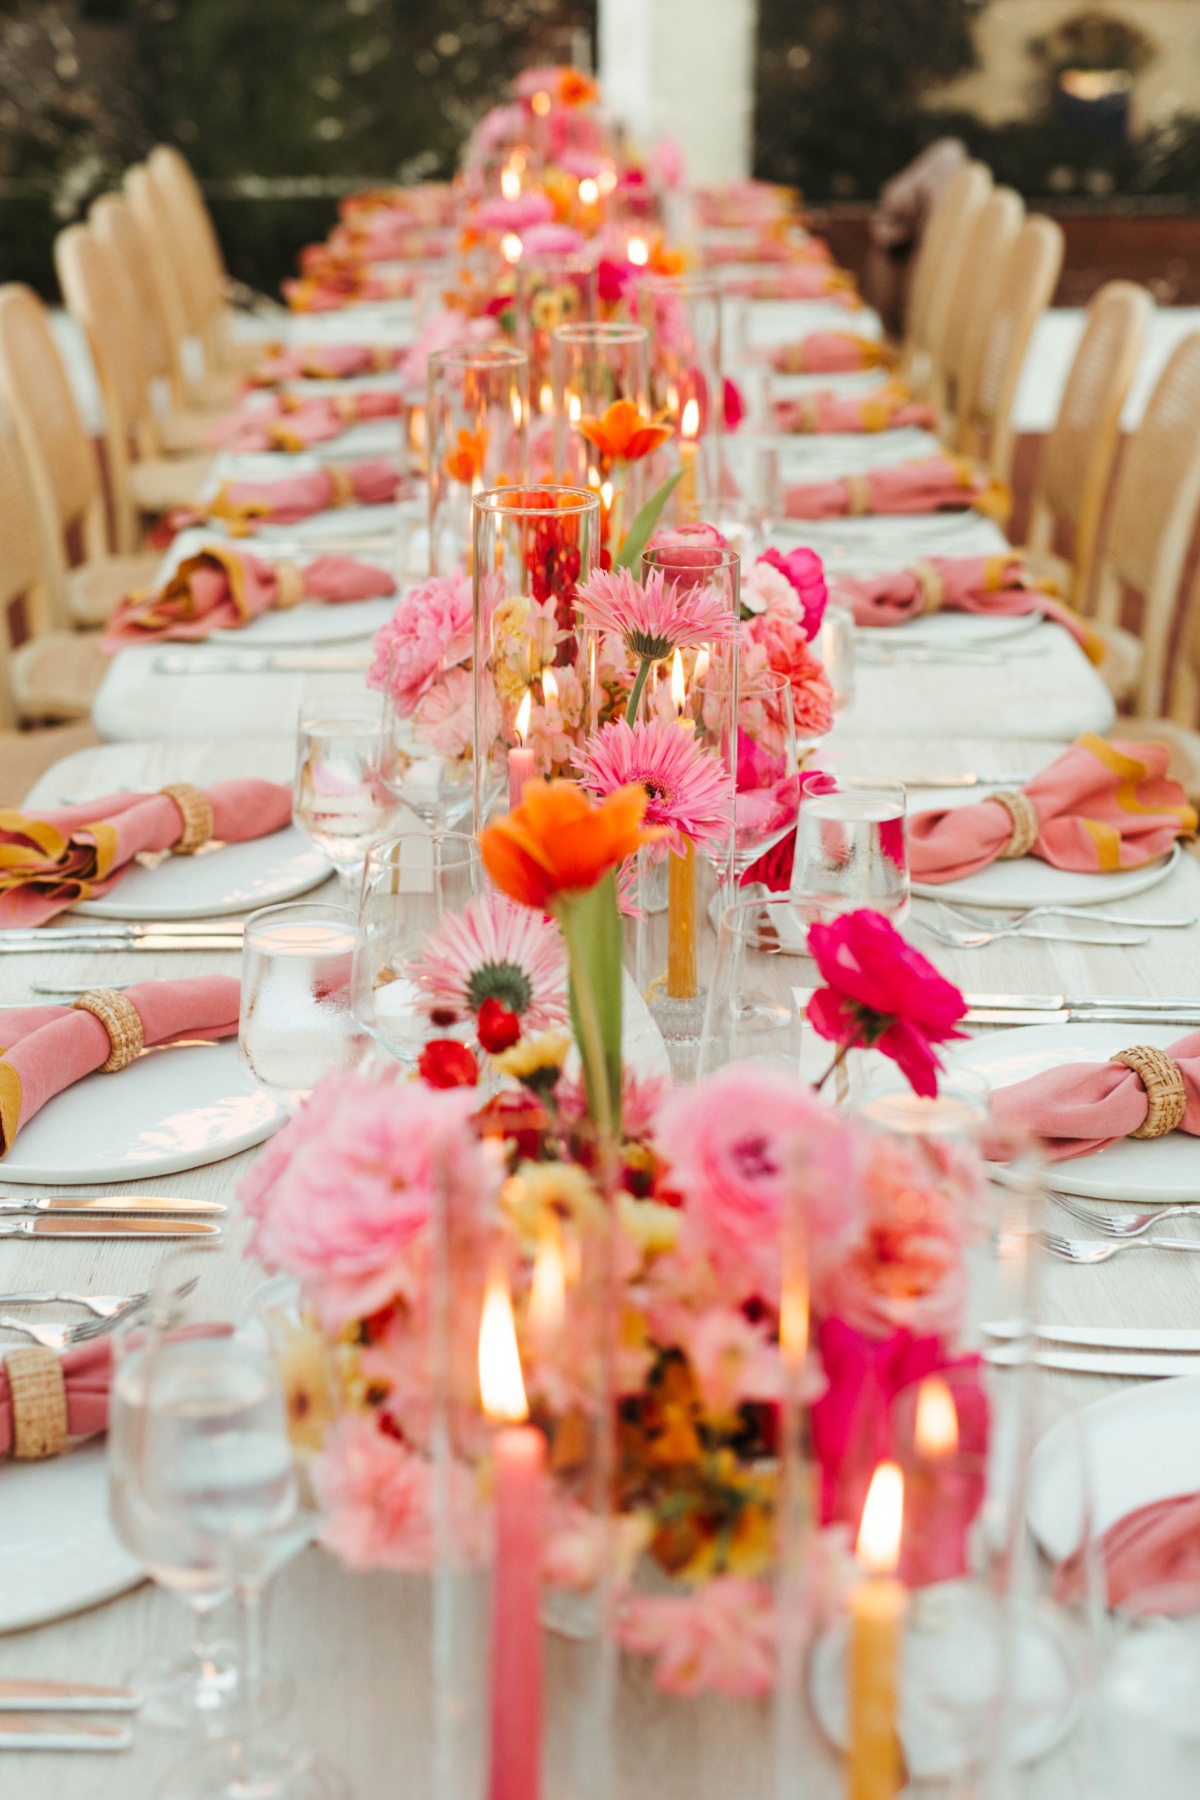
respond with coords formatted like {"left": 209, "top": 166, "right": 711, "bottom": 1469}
{"left": 0, "top": 1442, "right": 142, "bottom": 1633}
{"left": 1028, "top": 1376, "right": 1200, "bottom": 1564}
{"left": 947, "top": 1021, "right": 1200, "bottom": 1203}
{"left": 912, "top": 841, "right": 1179, "bottom": 910}
{"left": 775, "top": 510, "right": 1009, "bottom": 561}
{"left": 210, "top": 596, "right": 395, "bottom": 647}
{"left": 858, "top": 611, "right": 1043, "bottom": 649}
{"left": 778, "top": 429, "right": 943, "bottom": 476}
{"left": 0, "top": 1040, "right": 286, "bottom": 1185}
{"left": 73, "top": 824, "right": 331, "bottom": 919}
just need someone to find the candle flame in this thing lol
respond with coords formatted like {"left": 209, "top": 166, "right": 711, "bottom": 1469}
{"left": 531, "top": 90, "right": 551, "bottom": 116}
{"left": 527, "top": 1216, "right": 566, "bottom": 1337}
{"left": 501, "top": 232, "right": 523, "bottom": 264}
{"left": 856, "top": 1461, "right": 904, "bottom": 1575}
{"left": 600, "top": 479, "right": 613, "bottom": 510}
{"left": 915, "top": 1376, "right": 959, "bottom": 1458}
{"left": 510, "top": 389, "right": 523, "bottom": 429}
{"left": 539, "top": 381, "right": 553, "bottom": 414}
{"left": 569, "top": 394, "right": 582, "bottom": 423}
{"left": 666, "top": 383, "right": 680, "bottom": 413}
{"left": 578, "top": 177, "right": 599, "bottom": 206}
{"left": 628, "top": 235, "right": 648, "bottom": 266}
{"left": 478, "top": 1272, "right": 529, "bottom": 1423}
{"left": 692, "top": 645, "right": 710, "bottom": 686}
{"left": 500, "top": 164, "right": 521, "bottom": 201}
{"left": 671, "top": 648, "right": 686, "bottom": 715}
{"left": 681, "top": 398, "right": 700, "bottom": 440}
{"left": 515, "top": 688, "right": 532, "bottom": 742}
{"left": 541, "top": 666, "right": 559, "bottom": 707}
{"left": 598, "top": 167, "right": 618, "bottom": 195}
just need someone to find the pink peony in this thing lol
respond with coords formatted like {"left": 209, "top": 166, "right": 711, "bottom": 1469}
{"left": 616, "top": 1577, "right": 776, "bottom": 1697}
{"left": 742, "top": 613, "right": 834, "bottom": 739}
{"left": 649, "top": 135, "right": 686, "bottom": 191}
{"left": 367, "top": 572, "right": 473, "bottom": 716}
{"left": 238, "top": 1071, "right": 498, "bottom": 1328}
{"left": 806, "top": 909, "right": 968, "bottom": 1099}
{"left": 316, "top": 1415, "right": 435, "bottom": 1571}
{"left": 520, "top": 220, "right": 587, "bottom": 257}
{"left": 758, "top": 546, "right": 828, "bottom": 640}
{"left": 411, "top": 666, "right": 474, "bottom": 757}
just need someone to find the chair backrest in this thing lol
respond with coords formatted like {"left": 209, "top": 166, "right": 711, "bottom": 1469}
{"left": 0, "top": 402, "right": 56, "bottom": 726}
{"left": 904, "top": 160, "right": 991, "bottom": 381}
{"left": 147, "top": 145, "right": 225, "bottom": 345}
{"left": 90, "top": 192, "right": 173, "bottom": 391}
{"left": 962, "top": 214, "right": 1064, "bottom": 487}
{"left": 125, "top": 161, "right": 192, "bottom": 390}
{"left": 940, "top": 187, "right": 1024, "bottom": 435}
{"left": 1030, "top": 281, "right": 1151, "bottom": 608}
{"left": 1098, "top": 332, "right": 1200, "bottom": 717}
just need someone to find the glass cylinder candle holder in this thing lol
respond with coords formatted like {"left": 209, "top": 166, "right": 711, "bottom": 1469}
{"left": 636, "top": 273, "right": 723, "bottom": 523}
{"left": 428, "top": 344, "right": 528, "bottom": 576}
{"left": 517, "top": 252, "right": 597, "bottom": 424}
{"left": 551, "top": 320, "right": 650, "bottom": 562}
{"left": 472, "top": 484, "right": 602, "bottom": 830}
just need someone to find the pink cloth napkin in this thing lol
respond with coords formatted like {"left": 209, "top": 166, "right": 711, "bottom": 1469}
{"left": 769, "top": 333, "right": 895, "bottom": 375}
{"left": 171, "top": 459, "right": 401, "bottom": 534}
{"left": 1055, "top": 1492, "right": 1200, "bottom": 1612}
{"left": 0, "top": 975, "right": 241, "bottom": 1153}
{"left": 830, "top": 553, "right": 1102, "bottom": 656}
{"left": 249, "top": 344, "right": 403, "bottom": 386}
{"left": 774, "top": 383, "right": 936, "bottom": 434}
{"left": 783, "top": 455, "right": 1006, "bottom": 521}
{"left": 0, "top": 780, "right": 293, "bottom": 926}
{"left": 211, "top": 390, "right": 401, "bottom": 454}
{"left": 102, "top": 545, "right": 395, "bottom": 648}
{"left": 0, "top": 1338, "right": 111, "bottom": 1455}
{"left": 990, "top": 1029, "right": 1200, "bottom": 1161}
{"left": 908, "top": 735, "right": 1197, "bottom": 885}
{"left": 724, "top": 267, "right": 859, "bottom": 304}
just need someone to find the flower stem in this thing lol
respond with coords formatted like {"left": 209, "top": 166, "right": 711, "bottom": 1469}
{"left": 813, "top": 1034, "right": 861, "bottom": 1096}
{"left": 625, "top": 656, "right": 653, "bottom": 726}
{"left": 555, "top": 900, "right": 616, "bottom": 1141}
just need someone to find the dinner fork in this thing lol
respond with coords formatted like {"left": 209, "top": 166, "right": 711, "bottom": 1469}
{"left": 936, "top": 900, "right": 1197, "bottom": 933}
{"left": 1043, "top": 1231, "right": 1200, "bottom": 1264}
{"left": 916, "top": 914, "right": 1150, "bottom": 949}
{"left": 0, "top": 1277, "right": 198, "bottom": 1319}
{"left": 0, "top": 1311, "right": 116, "bottom": 1351}
{"left": 1049, "top": 1193, "right": 1200, "bottom": 1240}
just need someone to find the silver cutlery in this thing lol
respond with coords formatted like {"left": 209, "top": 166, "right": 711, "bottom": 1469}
{"left": 986, "top": 1344, "right": 1200, "bottom": 1378}
{"left": 985, "top": 1321, "right": 1200, "bottom": 1352}
{"left": 0, "top": 1715, "right": 133, "bottom": 1750}
{"left": 0, "top": 1216, "right": 222, "bottom": 1239}
{"left": 1049, "top": 1192, "right": 1200, "bottom": 1239}
{"left": 917, "top": 915, "right": 1151, "bottom": 949}
{"left": 0, "top": 934, "right": 244, "bottom": 954}
{"left": 0, "top": 1194, "right": 225, "bottom": 1216}
{"left": 894, "top": 773, "right": 1036, "bottom": 789}
{"left": 0, "top": 1276, "right": 198, "bottom": 1317}
{"left": 152, "top": 648, "right": 371, "bottom": 674}
{"left": 28, "top": 981, "right": 135, "bottom": 996}
{"left": 1044, "top": 1230, "right": 1200, "bottom": 1264}
{"left": 0, "top": 1679, "right": 140, "bottom": 1712}
{"left": 935, "top": 900, "right": 1197, "bottom": 932}
{"left": 0, "top": 921, "right": 244, "bottom": 944}
{"left": 0, "top": 1311, "right": 118, "bottom": 1351}
{"left": 961, "top": 991, "right": 1200, "bottom": 1014}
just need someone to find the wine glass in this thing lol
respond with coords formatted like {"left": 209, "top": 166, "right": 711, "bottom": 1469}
{"left": 696, "top": 894, "right": 806, "bottom": 1075}
{"left": 293, "top": 695, "right": 394, "bottom": 891}
{"left": 378, "top": 636, "right": 475, "bottom": 832}
{"left": 239, "top": 901, "right": 369, "bottom": 1110}
{"left": 733, "top": 666, "right": 801, "bottom": 882}
{"left": 351, "top": 831, "right": 483, "bottom": 1065}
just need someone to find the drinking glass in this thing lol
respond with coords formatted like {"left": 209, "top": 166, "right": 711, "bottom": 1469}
{"left": 352, "top": 831, "right": 483, "bottom": 1065}
{"left": 790, "top": 776, "right": 909, "bottom": 923}
{"left": 378, "top": 636, "right": 475, "bottom": 832}
{"left": 734, "top": 666, "right": 800, "bottom": 880}
{"left": 696, "top": 895, "right": 806, "bottom": 1076}
{"left": 551, "top": 321, "right": 649, "bottom": 559}
{"left": 239, "top": 901, "right": 368, "bottom": 1109}
{"left": 293, "top": 696, "right": 394, "bottom": 890}
{"left": 635, "top": 273, "right": 722, "bottom": 522}
{"left": 817, "top": 603, "right": 857, "bottom": 718}
{"left": 428, "top": 344, "right": 528, "bottom": 575}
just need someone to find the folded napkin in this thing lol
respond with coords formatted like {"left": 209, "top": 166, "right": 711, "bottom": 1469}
{"left": 770, "top": 334, "right": 896, "bottom": 375}
{"left": 282, "top": 268, "right": 411, "bottom": 313}
{"left": 103, "top": 545, "right": 395, "bottom": 649}
{"left": 0, "top": 975, "right": 241, "bottom": 1154}
{"left": 908, "top": 734, "right": 1197, "bottom": 886}
{"left": 830, "top": 553, "right": 1102, "bottom": 658}
{"left": 990, "top": 1029, "right": 1200, "bottom": 1161}
{"left": 0, "top": 1338, "right": 111, "bottom": 1457}
{"left": 170, "top": 458, "right": 402, "bottom": 535}
{"left": 212, "top": 390, "right": 401, "bottom": 455}
{"left": 774, "top": 383, "right": 936, "bottom": 434}
{"left": 1055, "top": 1492, "right": 1200, "bottom": 1612}
{"left": 249, "top": 344, "right": 403, "bottom": 386}
{"left": 0, "top": 780, "right": 293, "bottom": 926}
{"left": 724, "top": 267, "right": 860, "bottom": 304}
{"left": 782, "top": 455, "right": 1008, "bottom": 522}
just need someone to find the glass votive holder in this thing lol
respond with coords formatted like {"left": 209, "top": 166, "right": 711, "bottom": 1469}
{"left": 428, "top": 344, "right": 528, "bottom": 575}
{"left": 516, "top": 252, "right": 597, "bottom": 422}
{"left": 818, "top": 603, "right": 857, "bottom": 718}
{"left": 636, "top": 272, "right": 723, "bottom": 522}
{"left": 551, "top": 320, "right": 650, "bottom": 559}
{"left": 790, "top": 775, "right": 909, "bottom": 924}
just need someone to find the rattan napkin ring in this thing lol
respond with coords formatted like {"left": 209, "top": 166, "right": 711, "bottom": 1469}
{"left": 160, "top": 782, "right": 214, "bottom": 855}
{"left": 991, "top": 789, "right": 1040, "bottom": 860}
{"left": 272, "top": 561, "right": 305, "bottom": 610}
{"left": 73, "top": 988, "right": 144, "bottom": 1074}
{"left": 6, "top": 1346, "right": 67, "bottom": 1460}
{"left": 845, "top": 472, "right": 872, "bottom": 517}
{"left": 911, "top": 559, "right": 945, "bottom": 616}
{"left": 1112, "top": 1045, "right": 1188, "bottom": 1139}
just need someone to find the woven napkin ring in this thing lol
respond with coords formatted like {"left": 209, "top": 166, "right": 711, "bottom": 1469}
{"left": 161, "top": 782, "right": 214, "bottom": 855}
{"left": 845, "top": 473, "right": 872, "bottom": 517}
{"left": 911, "top": 560, "right": 945, "bottom": 616}
{"left": 327, "top": 465, "right": 355, "bottom": 507}
{"left": 272, "top": 561, "right": 305, "bottom": 610}
{"left": 1112, "top": 1045, "right": 1188, "bottom": 1139}
{"left": 6, "top": 1346, "right": 67, "bottom": 1459}
{"left": 73, "top": 989, "right": 144, "bottom": 1074}
{"left": 991, "top": 789, "right": 1040, "bottom": 860}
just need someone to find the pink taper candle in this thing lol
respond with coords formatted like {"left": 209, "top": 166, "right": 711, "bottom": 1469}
{"left": 480, "top": 1272, "right": 545, "bottom": 1800}
{"left": 509, "top": 688, "right": 536, "bottom": 812}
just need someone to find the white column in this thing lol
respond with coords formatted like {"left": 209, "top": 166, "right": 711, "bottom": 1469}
{"left": 599, "top": 0, "right": 757, "bottom": 184}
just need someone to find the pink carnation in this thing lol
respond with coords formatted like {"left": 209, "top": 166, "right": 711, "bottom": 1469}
{"left": 742, "top": 614, "right": 834, "bottom": 739}
{"left": 316, "top": 1416, "right": 435, "bottom": 1571}
{"left": 367, "top": 573, "right": 473, "bottom": 716}
{"left": 759, "top": 546, "right": 827, "bottom": 639}
{"left": 616, "top": 1577, "right": 775, "bottom": 1697}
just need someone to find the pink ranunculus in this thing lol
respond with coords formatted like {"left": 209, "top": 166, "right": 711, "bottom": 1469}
{"left": 315, "top": 1415, "right": 435, "bottom": 1571}
{"left": 653, "top": 1065, "right": 864, "bottom": 1299}
{"left": 366, "top": 573, "right": 473, "bottom": 716}
{"left": 616, "top": 1577, "right": 776, "bottom": 1697}
{"left": 743, "top": 613, "right": 835, "bottom": 739}
{"left": 238, "top": 1071, "right": 498, "bottom": 1328}
{"left": 759, "top": 546, "right": 828, "bottom": 640}
{"left": 520, "top": 220, "right": 587, "bottom": 257}
{"left": 806, "top": 910, "right": 968, "bottom": 1099}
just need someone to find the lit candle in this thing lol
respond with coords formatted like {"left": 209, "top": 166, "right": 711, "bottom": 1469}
{"left": 527, "top": 1215, "right": 566, "bottom": 1343}
{"left": 848, "top": 1462, "right": 906, "bottom": 1800}
{"left": 502, "top": 232, "right": 523, "bottom": 264}
{"left": 479, "top": 1273, "right": 545, "bottom": 1800}
{"left": 678, "top": 397, "right": 700, "bottom": 519}
{"left": 627, "top": 235, "right": 649, "bottom": 267}
{"left": 915, "top": 1377, "right": 957, "bottom": 1459}
{"left": 540, "top": 666, "right": 559, "bottom": 710}
{"left": 909, "top": 1374, "right": 969, "bottom": 1586}
{"left": 667, "top": 650, "right": 698, "bottom": 1001}
{"left": 509, "top": 689, "right": 536, "bottom": 812}
{"left": 501, "top": 163, "right": 522, "bottom": 201}
{"left": 578, "top": 177, "right": 599, "bottom": 207}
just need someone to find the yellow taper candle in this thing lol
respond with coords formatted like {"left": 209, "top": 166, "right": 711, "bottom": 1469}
{"left": 847, "top": 1461, "right": 905, "bottom": 1800}
{"left": 666, "top": 840, "right": 697, "bottom": 999}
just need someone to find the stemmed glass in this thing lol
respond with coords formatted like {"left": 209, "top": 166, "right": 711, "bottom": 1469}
{"left": 696, "top": 894, "right": 806, "bottom": 1075}
{"left": 239, "top": 901, "right": 369, "bottom": 1110}
{"left": 377, "top": 637, "right": 475, "bottom": 833}
{"left": 351, "top": 831, "right": 483, "bottom": 1066}
{"left": 293, "top": 695, "right": 395, "bottom": 892}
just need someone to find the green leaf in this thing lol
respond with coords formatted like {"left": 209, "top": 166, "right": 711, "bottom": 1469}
{"left": 614, "top": 468, "right": 686, "bottom": 572}
{"left": 558, "top": 872, "right": 624, "bottom": 1137}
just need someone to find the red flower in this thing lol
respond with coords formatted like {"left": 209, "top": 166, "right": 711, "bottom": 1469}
{"left": 477, "top": 997, "right": 521, "bottom": 1054}
{"left": 806, "top": 909, "right": 967, "bottom": 1098}
{"left": 418, "top": 1039, "right": 479, "bottom": 1089}
{"left": 474, "top": 1090, "right": 549, "bottom": 1161}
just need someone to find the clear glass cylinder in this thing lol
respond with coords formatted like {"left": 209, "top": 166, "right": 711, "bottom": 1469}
{"left": 427, "top": 345, "right": 528, "bottom": 576}
{"left": 517, "top": 253, "right": 597, "bottom": 425}
{"left": 551, "top": 321, "right": 649, "bottom": 560}
{"left": 471, "top": 483, "right": 602, "bottom": 830}
{"left": 636, "top": 273, "right": 723, "bottom": 522}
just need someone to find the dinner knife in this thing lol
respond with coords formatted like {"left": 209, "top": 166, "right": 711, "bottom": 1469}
{"left": 985, "top": 1345, "right": 1200, "bottom": 1378}
{"left": 893, "top": 774, "right": 1035, "bottom": 789}
{"left": 0, "top": 1216, "right": 222, "bottom": 1239}
{"left": 963, "top": 1007, "right": 1200, "bottom": 1027}
{"left": 0, "top": 922, "right": 245, "bottom": 943}
{"left": 0, "top": 936, "right": 245, "bottom": 954}
{"left": 0, "top": 1679, "right": 139, "bottom": 1712}
{"left": 152, "top": 649, "right": 372, "bottom": 674}
{"left": 985, "top": 1323, "right": 1200, "bottom": 1353}
{"left": 964, "top": 993, "right": 1200, "bottom": 1013}
{"left": 0, "top": 1194, "right": 225, "bottom": 1216}
{"left": 0, "top": 1715, "right": 133, "bottom": 1750}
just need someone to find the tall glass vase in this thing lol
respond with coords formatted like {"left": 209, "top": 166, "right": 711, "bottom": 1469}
{"left": 636, "top": 273, "right": 723, "bottom": 523}
{"left": 471, "top": 484, "right": 602, "bottom": 830}
{"left": 428, "top": 344, "right": 528, "bottom": 575}
{"left": 551, "top": 320, "right": 650, "bottom": 563}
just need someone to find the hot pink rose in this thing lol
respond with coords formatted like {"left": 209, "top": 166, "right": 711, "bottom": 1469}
{"left": 366, "top": 573, "right": 473, "bottom": 716}
{"left": 759, "top": 546, "right": 827, "bottom": 640}
{"left": 806, "top": 909, "right": 968, "bottom": 1099}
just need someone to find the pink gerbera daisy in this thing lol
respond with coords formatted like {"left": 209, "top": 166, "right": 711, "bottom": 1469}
{"left": 574, "top": 718, "right": 733, "bottom": 858}
{"left": 577, "top": 567, "right": 735, "bottom": 662}
{"left": 410, "top": 892, "right": 568, "bottom": 1030}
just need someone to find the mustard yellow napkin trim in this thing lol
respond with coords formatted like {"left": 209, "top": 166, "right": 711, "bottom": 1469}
{"left": 0, "top": 1061, "right": 22, "bottom": 1156}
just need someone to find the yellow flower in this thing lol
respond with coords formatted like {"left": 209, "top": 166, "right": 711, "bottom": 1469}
{"left": 618, "top": 1191, "right": 681, "bottom": 1255}
{"left": 492, "top": 1028, "right": 573, "bottom": 1083}
{"left": 503, "top": 1155, "right": 599, "bottom": 1241}
{"left": 275, "top": 1317, "right": 338, "bottom": 1456}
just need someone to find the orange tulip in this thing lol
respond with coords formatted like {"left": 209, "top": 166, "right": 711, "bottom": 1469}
{"left": 443, "top": 427, "right": 488, "bottom": 485}
{"left": 577, "top": 400, "right": 672, "bottom": 465}
{"left": 481, "top": 780, "right": 661, "bottom": 909}
{"left": 558, "top": 69, "right": 598, "bottom": 107}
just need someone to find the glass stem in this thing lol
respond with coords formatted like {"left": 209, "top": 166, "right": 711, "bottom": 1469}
{"left": 237, "top": 1579, "right": 265, "bottom": 1749}
{"left": 188, "top": 1591, "right": 223, "bottom": 1677}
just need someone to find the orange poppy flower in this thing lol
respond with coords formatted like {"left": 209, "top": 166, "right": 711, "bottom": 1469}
{"left": 481, "top": 780, "right": 661, "bottom": 910}
{"left": 577, "top": 400, "right": 672, "bottom": 465}
{"left": 443, "top": 427, "right": 488, "bottom": 485}
{"left": 558, "top": 69, "right": 598, "bottom": 107}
